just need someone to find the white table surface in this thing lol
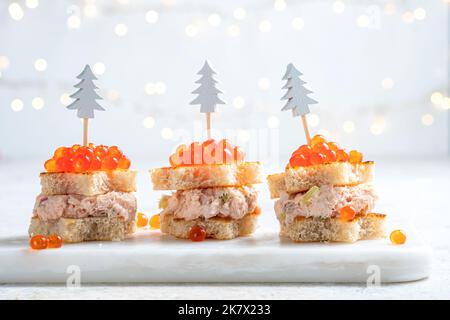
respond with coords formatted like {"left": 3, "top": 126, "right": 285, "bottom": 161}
{"left": 0, "top": 158, "right": 449, "bottom": 299}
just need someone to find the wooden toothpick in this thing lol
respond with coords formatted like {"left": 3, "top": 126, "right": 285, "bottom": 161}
{"left": 301, "top": 115, "right": 311, "bottom": 145}
{"left": 83, "top": 118, "right": 89, "bottom": 146}
{"left": 206, "top": 112, "right": 212, "bottom": 140}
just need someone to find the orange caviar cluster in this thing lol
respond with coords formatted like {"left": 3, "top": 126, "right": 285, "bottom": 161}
{"left": 30, "top": 234, "right": 63, "bottom": 250}
{"left": 289, "top": 135, "right": 364, "bottom": 168}
{"left": 169, "top": 139, "right": 245, "bottom": 167}
{"left": 44, "top": 144, "right": 131, "bottom": 173}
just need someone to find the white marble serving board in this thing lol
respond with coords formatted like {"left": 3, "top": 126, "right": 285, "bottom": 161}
{"left": 0, "top": 228, "right": 431, "bottom": 284}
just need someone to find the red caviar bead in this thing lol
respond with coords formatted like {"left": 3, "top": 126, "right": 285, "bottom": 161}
{"left": 73, "top": 155, "right": 91, "bottom": 172}
{"left": 297, "top": 144, "right": 312, "bottom": 154}
{"left": 309, "top": 152, "right": 325, "bottom": 165}
{"left": 94, "top": 145, "right": 108, "bottom": 158}
{"left": 336, "top": 149, "right": 349, "bottom": 162}
{"left": 349, "top": 150, "right": 363, "bottom": 163}
{"left": 202, "top": 140, "right": 217, "bottom": 165}
{"left": 72, "top": 144, "right": 81, "bottom": 151}
{"left": 90, "top": 155, "right": 102, "bottom": 171}
{"left": 117, "top": 156, "right": 131, "bottom": 169}
{"left": 290, "top": 154, "right": 310, "bottom": 167}
{"left": 56, "top": 156, "right": 74, "bottom": 172}
{"left": 323, "top": 150, "right": 337, "bottom": 163}
{"left": 47, "top": 235, "right": 63, "bottom": 248}
{"left": 189, "top": 225, "right": 206, "bottom": 242}
{"left": 44, "top": 159, "right": 57, "bottom": 172}
{"left": 327, "top": 142, "right": 340, "bottom": 151}
{"left": 169, "top": 153, "right": 182, "bottom": 167}
{"left": 54, "top": 147, "right": 70, "bottom": 158}
{"left": 312, "top": 141, "right": 329, "bottom": 153}
{"left": 108, "top": 146, "right": 123, "bottom": 159}
{"left": 30, "top": 235, "right": 48, "bottom": 250}
{"left": 101, "top": 155, "right": 119, "bottom": 170}
{"left": 311, "top": 135, "right": 326, "bottom": 147}
{"left": 233, "top": 146, "right": 245, "bottom": 163}
{"left": 340, "top": 206, "right": 356, "bottom": 221}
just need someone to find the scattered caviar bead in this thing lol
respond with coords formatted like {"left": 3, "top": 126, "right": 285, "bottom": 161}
{"left": 101, "top": 155, "right": 119, "bottom": 170}
{"left": 189, "top": 225, "right": 206, "bottom": 242}
{"left": 56, "top": 156, "right": 74, "bottom": 172}
{"left": 290, "top": 154, "right": 310, "bottom": 167}
{"left": 323, "top": 150, "right": 337, "bottom": 163}
{"left": 349, "top": 150, "right": 363, "bottom": 163}
{"left": 336, "top": 149, "right": 349, "bottom": 162}
{"left": 108, "top": 146, "right": 123, "bottom": 159}
{"left": 253, "top": 206, "right": 262, "bottom": 215}
{"left": 309, "top": 152, "right": 325, "bottom": 165}
{"left": 150, "top": 214, "right": 161, "bottom": 229}
{"left": 310, "top": 134, "right": 326, "bottom": 147}
{"left": 327, "top": 142, "right": 340, "bottom": 151}
{"left": 90, "top": 155, "right": 102, "bottom": 171}
{"left": 390, "top": 230, "right": 406, "bottom": 245}
{"left": 44, "top": 159, "right": 57, "bottom": 172}
{"left": 136, "top": 212, "right": 149, "bottom": 228}
{"left": 117, "top": 156, "right": 131, "bottom": 170}
{"left": 340, "top": 206, "right": 356, "bottom": 221}
{"left": 233, "top": 146, "right": 245, "bottom": 163}
{"left": 30, "top": 235, "right": 48, "bottom": 250}
{"left": 72, "top": 144, "right": 81, "bottom": 151}
{"left": 47, "top": 235, "right": 63, "bottom": 248}
{"left": 73, "top": 155, "right": 91, "bottom": 172}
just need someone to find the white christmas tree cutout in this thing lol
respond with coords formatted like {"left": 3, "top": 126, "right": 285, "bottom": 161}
{"left": 281, "top": 63, "right": 318, "bottom": 144}
{"left": 190, "top": 60, "right": 226, "bottom": 139}
{"left": 67, "top": 64, "right": 105, "bottom": 146}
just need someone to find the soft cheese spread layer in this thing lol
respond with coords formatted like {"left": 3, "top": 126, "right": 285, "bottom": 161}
{"left": 33, "top": 191, "right": 137, "bottom": 221}
{"left": 162, "top": 186, "right": 258, "bottom": 220}
{"left": 274, "top": 184, "right": 377, "bottom": 225}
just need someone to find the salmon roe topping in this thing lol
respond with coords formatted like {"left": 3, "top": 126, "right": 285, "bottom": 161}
{"left": 189, "top": 225, "right": 206, "bottom": 242}
{"left": 288, "top": 135, "right": 364, "bottom": 168}
{"left": 169, "top": 139, "right": 245, "bottom": 167}
{"left": 47, "top": 235, "right": 63, "bottom": 248}
{"left": 340, "top": 206, "right": 356, "bottom": 221}
{"left": 390, "top": 230, "right": 406, "bottom": 245}
{"left": 29, "top": 235, "right": 48, "bottom": 250}
{"left": 136, "top": 212, "right": 149, "bottom": 228}
{"left": 44, "top": 144, "right": 131, "bottom": 173}
{"left": 150, "top": 214, "right": 161, "bottom": 229}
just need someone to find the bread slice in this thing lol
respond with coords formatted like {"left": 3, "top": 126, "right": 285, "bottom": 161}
{"left": 40, "top": 170, "right": 137, "bottom": 196}
{"left": 150, "top": 162, "right": 261, "bottom": 191}
{"left": 161, "top": 210, "right": 260, "bottom": 240}
{"left": 267, "top": 161, "right": 374, "bottom": 198}
{"left": 28, "top": 217, "right": 136, "bottom": 243}
{"left": 278, "top": 213, "right": 385, "bottom": 243}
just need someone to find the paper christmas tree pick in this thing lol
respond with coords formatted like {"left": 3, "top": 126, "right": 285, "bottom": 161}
{"left": 190, "top": 60, "right": 226, "bottom": 139}
{"left": 67, "top": 64, "right": 105, "bottom": 146}
{"left": 281, "top": 63, "right": 318, "bottom": 144}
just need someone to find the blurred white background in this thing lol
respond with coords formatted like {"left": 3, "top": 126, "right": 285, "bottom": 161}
{"left": 0, "top": 0, "right": 448, "bottom": 169}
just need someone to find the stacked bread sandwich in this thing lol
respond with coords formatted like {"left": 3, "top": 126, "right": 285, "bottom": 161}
{"left": 267, "top": 135, "right": 385, "bottom": 242}
{"left": 150, "top": 139, "right": 262, "bottom": 241}
{"left": 29, "top": 144, "right": 137, "bottom": 242}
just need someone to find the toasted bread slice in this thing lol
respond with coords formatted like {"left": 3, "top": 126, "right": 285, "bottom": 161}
{"left": 150, "top": 162, "right": 261, "bottom": 191}
{"left": 28, "top": 217, "right": 136, "bottom": 243}
{"left": 267, "top": 161, "right": 374, "bottom": 198}
{"left": 161, "top": 210, "right": 260, "bottom": 240}
{"left": 278, "top": 213, "right": 385, "bottom": 243}
{"left": 40, "top": 170, "right": 137, "bottom": 196}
